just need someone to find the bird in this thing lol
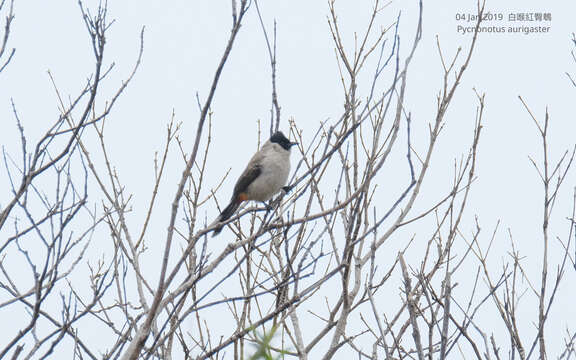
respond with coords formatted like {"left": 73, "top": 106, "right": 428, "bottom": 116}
{"left": 212, "top": 131, "right": 298, "bottom": 236}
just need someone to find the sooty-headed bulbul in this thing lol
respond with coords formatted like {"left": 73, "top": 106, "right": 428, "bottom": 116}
{"left": 212, "top": 131, "right": 297, "bottom": 236}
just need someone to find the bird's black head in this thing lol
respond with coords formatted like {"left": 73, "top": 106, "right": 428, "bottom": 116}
{"left": 270, "top": 131, "right": 297, "bottom": 151}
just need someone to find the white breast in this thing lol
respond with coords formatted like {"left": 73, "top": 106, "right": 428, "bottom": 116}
{"left": 246, "top": 143, "right": 291, "bottom": 202}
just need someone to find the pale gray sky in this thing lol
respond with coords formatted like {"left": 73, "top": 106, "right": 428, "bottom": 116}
{"left": 1, "top": 0, "right": 575, "bottom": 357}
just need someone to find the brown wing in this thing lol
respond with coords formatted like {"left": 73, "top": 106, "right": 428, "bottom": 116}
{"left": 233, "top": 163, "right": 262, "bottom": 198}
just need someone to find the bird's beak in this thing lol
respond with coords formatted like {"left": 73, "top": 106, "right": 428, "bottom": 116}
{"left": 290, "top": 141, "right": 298, "bottom": 147}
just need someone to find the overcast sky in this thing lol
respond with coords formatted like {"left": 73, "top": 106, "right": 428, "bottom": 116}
{"left": 1, "top": 0, "right": 575, "bottom": 357}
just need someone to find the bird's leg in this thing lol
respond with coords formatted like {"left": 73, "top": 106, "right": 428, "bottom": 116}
{"left": 261, "top": 201, "right": 273, "bottom": 211}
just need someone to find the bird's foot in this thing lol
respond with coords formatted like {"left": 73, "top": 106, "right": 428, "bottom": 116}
{"left": 264, "top": 202, "right": 273, "bottom": 211}
{"left": 282, "top": 185, "right": 293, "bottom": 194}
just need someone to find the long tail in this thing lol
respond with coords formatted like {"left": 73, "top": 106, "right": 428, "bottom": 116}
{"left": 212, "top": 200, "right": 240, "bottom": 236}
